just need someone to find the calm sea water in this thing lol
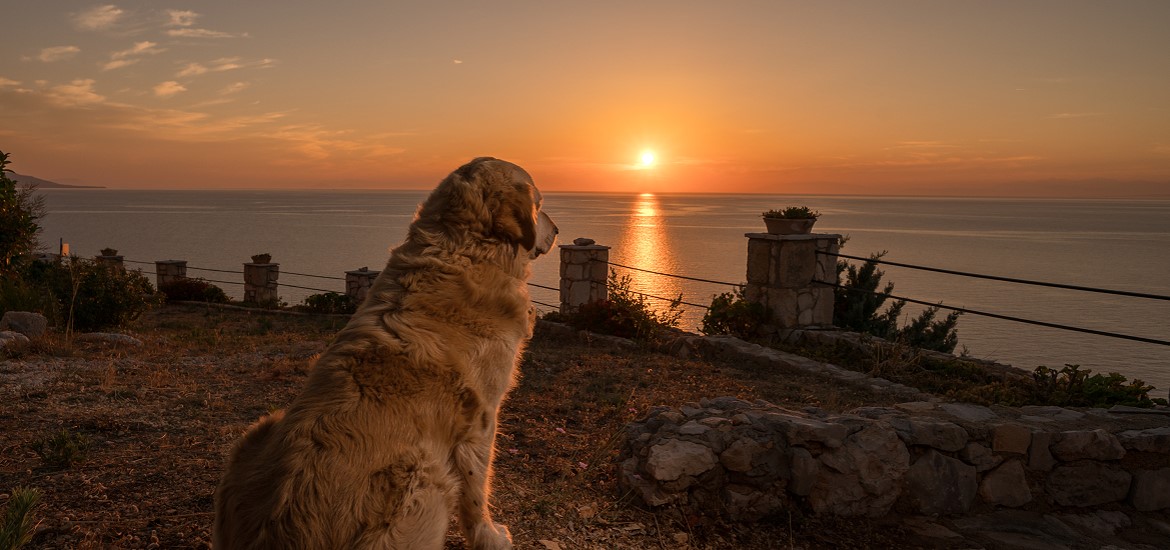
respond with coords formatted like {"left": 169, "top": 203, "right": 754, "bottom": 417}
{"left": 36, "top": 189, "right": 1170, "bottom": 392}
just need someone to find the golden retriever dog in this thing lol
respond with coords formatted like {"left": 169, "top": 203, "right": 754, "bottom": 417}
{"left": 213, "top": 158, "right": 557, "bottom": 549}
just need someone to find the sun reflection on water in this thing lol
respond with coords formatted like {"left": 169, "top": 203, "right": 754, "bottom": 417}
{"left": 616, "top": 193, "right": 684, "bottom": 316}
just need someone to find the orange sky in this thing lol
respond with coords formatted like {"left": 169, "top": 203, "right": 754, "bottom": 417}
{"left": 2, "top": 2, "right": 1169, "bottom": 197}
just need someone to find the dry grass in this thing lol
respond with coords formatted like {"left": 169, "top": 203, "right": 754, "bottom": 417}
{"left": 0, "top": 304, "right": 924, "bottom": 549}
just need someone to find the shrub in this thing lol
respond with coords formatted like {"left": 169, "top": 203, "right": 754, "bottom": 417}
{"left": 550, "top": 270, "right": 682, "bottom": 341}
{"left": 0, "top": 486, "right": 41, "bottom": 550}
{"left": 699, "top": 287, "right": 769, "bottom": 338}
{"left": 23, "top": 257, "right": 160, "bottom": 332}
{"left": 32, "top": 428, "right": 90, "bottom": 470}
{"left": 834, "top": 251, "right": 961, "bottom": 353}
{"left": 1031, "top": 364, "right": 1165, "bottom": 408}
{"left": 762, "top": 206, "right": 820, "bottom": 219}
{"left": 298, "top": 291, "right": 356, "bottom": 315}
{"left": 0, "top": 151, "right": 45, "bottom": 279}
{"left": 159, "top": 277, "right": 229, "bottom": 303}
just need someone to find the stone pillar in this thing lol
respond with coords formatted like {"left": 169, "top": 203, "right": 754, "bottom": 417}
{"left": 96, "top": 254, "right": 125, "bottom": 271}
{"left": 744, "top": 232, "right": 841, "bottom": 328}
{"left": 559, "top": 238, "right": 610, "bottom": 314}
{"left": 345, "top": 267, "right": 381, "bottom": 302}
{"left": 155, "top": 260, "right": 187, "bottom": 289}
{"left": 244, "top": 262, "right": 280, "bottom": 304}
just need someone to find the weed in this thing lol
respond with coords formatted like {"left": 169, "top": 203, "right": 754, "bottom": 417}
{"left": 32, "top": 428, "right": 91, "bottom": 470}
{"left": 297, "top": 292, "right": 356, "bottom": 315}
{"left": 547, "top": 270, "right": 682, "bottom": 341}
{"left": 0, "top": 485, "right": 42, "bottom": 550}
{"left": 700, "top": 287, "right": 768, "bottom": 338}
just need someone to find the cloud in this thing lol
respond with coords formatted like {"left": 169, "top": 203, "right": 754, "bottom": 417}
{"left": 47, "top": 79, "right": 106, "bottom": 106}
{"left": 220, "top": 82, "right": 250, "bottom": 95}
{"left": 37, "top": 46, "right": 81, "bottom": 63}
{"left": 1049, "top": 112, "right": 1104, "bottom": 119}
{"left": 103, "top": 41, "right": 165, "bottom": 70}
{"left": 453, "top": 59, "right": 463, "bottom": 64}
{"left": 0, "top": 77, "right": 21, "bottom": 88}
{"left": 176, "top": 57, "right": 274, "bottom": 78}
{"left": 153, "top": 81, "right": 187, "bottom": 97}
{"left": 167, "top": 28, "right": 235, "bottom": 39}
{"left": 75, "top": 5, "right": 124, "bottom": 30}
{"left": 167, "top": 9, "right": 199, "bottom": 27}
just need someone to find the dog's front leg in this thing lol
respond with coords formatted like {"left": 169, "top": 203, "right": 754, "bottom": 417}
{"left": 454, "top": 418, "right": 512, "bottom": 550}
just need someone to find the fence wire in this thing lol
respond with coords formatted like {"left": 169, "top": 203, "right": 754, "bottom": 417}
{"left": 605, "top": 260, "right": 742, "bottom": 288}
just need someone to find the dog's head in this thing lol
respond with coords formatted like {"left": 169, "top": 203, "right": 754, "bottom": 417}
{"left": 416, "top": 157, "right": 558, "bottom": 259}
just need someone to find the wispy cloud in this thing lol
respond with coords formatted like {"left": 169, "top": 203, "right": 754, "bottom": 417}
{"left": 176, "top": 57, "right": 275, "bottom": 78}
{"left": 0, "top": 77, "right": 21, "bottom": 88}
{"left": 167, "top": 10, "right": 199, "bottom": 27}
{"left": 167, "top": 28, "right": 236, "bottom": 39}
{"left": 103, "top": 41, "right": 165, "bottom": 71}
{"left": 1049, "top": 112, "right": 1104, "bottom": 119}
{"left": 153, "top": 81, "right": 187, "bottom": 97}
{"left": 36, "top": 46, "right": 81, "bottom": 63}
{"left": 75, "top": 5, "right": 124, "bottom": 31}
{"left": 220, "top": 82, "right": 250, "bottom": 95}
{"left": 47, "top": 79, "right": 106, "bottom": 106}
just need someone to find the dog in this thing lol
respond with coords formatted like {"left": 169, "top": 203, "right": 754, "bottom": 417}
{"left": 213, "top": 158, "right": 558, "bottom": 549}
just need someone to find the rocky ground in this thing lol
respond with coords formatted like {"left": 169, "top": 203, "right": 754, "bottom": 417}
{"left": 1, "top": 304, "right": 1168, "bottom": 549}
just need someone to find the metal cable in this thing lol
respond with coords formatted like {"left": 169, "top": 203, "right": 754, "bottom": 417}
{"left": 279, "top": 283, "right": 343, "bottom": 293}
{"left": 603, "top": 260, "right": 743, "bottom": 288}
{"left": 821, "top": 251, "right": 1170, "bottom": 301}
{"left": 283, "top": 270, "right": 346, "bottom": 281}
{"left": 817, "top": 280, "right": 1170, "bottom": 347}
{"left": 594, "top": 281, "right": 707, "bottom": 309}
{"left": 528, "top": 282, "right": 559, "bottom": 292}
{"left": 187, "top": 266, "right": 245, "bottom": 275}
{"left": 532, "top": 299, "right": 558, "bottom": 309}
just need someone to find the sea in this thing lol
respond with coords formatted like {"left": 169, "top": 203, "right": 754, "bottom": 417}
{"left": 34, "top": 189, "right": 1170, "bottom": 392}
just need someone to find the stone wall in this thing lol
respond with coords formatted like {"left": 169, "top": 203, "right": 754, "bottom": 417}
{"left": 621, "top": 397, "right": 1170, "bottom": 522}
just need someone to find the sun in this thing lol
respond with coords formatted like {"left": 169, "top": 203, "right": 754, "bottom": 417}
{"left": 638, "top": 150, "right": 656, "bottom": 168}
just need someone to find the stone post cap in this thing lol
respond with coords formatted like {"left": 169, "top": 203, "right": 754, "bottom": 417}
{"left": 244, "top": 262, "right": 280, "bottom": 266}
{"left": 560, "top": 242, "right": 610, "bottom": 251}
{"left": 346, "top": 267, "right": 380, "bottom": 275}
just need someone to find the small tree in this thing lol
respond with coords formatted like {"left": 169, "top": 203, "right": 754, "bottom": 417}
{"left": 834, "top": 251, "right": 961, "bottom": 353}
{"left": 0, "top": 151, "right": 45, "bottom": 278}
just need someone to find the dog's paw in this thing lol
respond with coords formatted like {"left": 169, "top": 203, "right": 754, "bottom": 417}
{"left": 468, "top": 522, "right": 512, "bottom": 550}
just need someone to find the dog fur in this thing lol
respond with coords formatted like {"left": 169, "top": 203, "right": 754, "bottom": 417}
{"left": 213, "top": 158, "right": 558, "bottom": 549}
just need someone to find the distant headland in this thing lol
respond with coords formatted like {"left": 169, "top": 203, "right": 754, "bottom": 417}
{"left": 10, "top": 172, "right": 103, "bottom": 189}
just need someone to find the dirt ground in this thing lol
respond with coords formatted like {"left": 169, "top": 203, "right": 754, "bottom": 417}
{"left": 2, "top": 304, "right": 931, "bottom": 549}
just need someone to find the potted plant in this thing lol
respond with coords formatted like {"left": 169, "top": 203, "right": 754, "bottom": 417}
{"left": 250, "top": 253, "right": 272, "bottom": 264}
{"left": 100, "top": 247, "right": 118, "bottom": 257}
{"left": 762, "top": 207, "right": 820, "bottom": 235}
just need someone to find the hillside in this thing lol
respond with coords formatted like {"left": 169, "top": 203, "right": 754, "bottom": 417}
{"left": 9, "top": 172, "right": 102, "bottom": 189}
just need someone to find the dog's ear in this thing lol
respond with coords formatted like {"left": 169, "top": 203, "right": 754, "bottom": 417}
{"left": 489, "top": 183, "right": 537, "bottom": 251}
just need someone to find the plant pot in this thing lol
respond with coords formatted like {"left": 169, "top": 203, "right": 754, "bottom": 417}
{"left": 763, "top": 217, "right": 816, "bottom": 235}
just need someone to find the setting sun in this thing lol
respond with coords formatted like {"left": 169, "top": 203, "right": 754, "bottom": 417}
{"left": 639, "top": 150, "right": 656, "bottom": 168}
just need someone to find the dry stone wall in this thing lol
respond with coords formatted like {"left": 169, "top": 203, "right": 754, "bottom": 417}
{"left": 621, "top": 397, "right": 1170, "bottom": 521}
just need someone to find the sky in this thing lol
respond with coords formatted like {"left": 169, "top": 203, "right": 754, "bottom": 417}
{"left": 2, "top": 1, "right": 1169, "bottom": 196}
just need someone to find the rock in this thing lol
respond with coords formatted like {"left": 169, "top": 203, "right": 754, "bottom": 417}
{"left": 1116, "top": 426, "right": 1170, "bottom": 453}
{"left": 979, "top": 460, "right": 1032, "bottom": 507}
{"left": 760, "top": 412, "right": 847, "bottom": 449}
{"left": 1045, "top": 463, "right": 1132, "bottom": 506}
{"left": 894, "top": 401, "right": 937, "bottom": 414}
{"left": 720, "top": 438, "right": 763, "bottom": 473}
{"left": 571, "top": 237, "right": 595, "bottom": 246}
{"left": 1056, "top": 510, "right": 1132, "bottom": 537}
{"left": 889, "top": 418, "right": 969, "bottom": 452}
{"left": 0, "top": 311, "right": 48, "bottom": 338}
{"left": 951, "top": 511, "right": 1082, "bottom": 550}
{"left": 678, "top": 421, "right": 709, "bottom": 435}
{"left": 940, "top": 403, "right": 998, "bottom": 423}
{"left": 1028, "top": 431, "right": 1057, "bottom": 471}
{"left": 959, "top": 442, "right": 1003, "bottom": 472}
{"left": 646, "top": 439, "right": 717, "bottom": 481}
{"left": 903, "top": 517, "right": 963, "bottom": 540}
{"left": 1019, "top": 406, "right": 1085, "bottom": 422}
{"left": 811, "top": 423, "right": 909, "bottom": 517}
{"left": 907, "top": 449, "right": 978, "bottom": 515}
{"left": 788, "top": 447, "right": 818, "bottom": 496}
{"left": 1050, "top": 429, "right": 1125, "bottom": 461}
{"left": 0, "top": 330, "right": 30, "bottom": 348}
{"left": 723, "top": 483, "right": 783, "bottom": 521}
{"left": 619, "top": 458, "right": 672, "bottom": 506}
{"left": 1129, "top": 468, "right": 1170, "bottom": 511}
{"left": 74, "top": 332, "right": 144, "bottom": 346}
{"left": 992, "top": 423, "right": 1032, "bottom": 455}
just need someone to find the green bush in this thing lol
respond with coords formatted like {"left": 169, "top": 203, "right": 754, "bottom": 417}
{"left": 548, "top": 270, "right": 682, "bottom": 341}
{"left": 22, "top": 257, "right": 160, "bottom": 332}
{"left": 159, "top": 277, "right": 229, "bottom": 303}
{"left": 834, "top": 251, "right": 961, "bottom": 353}
{"left": 0, "top": 151, "right": 45, "bottom": 279}
{"left": 0, "top": 486, "right": 41, "bottom": 550}
{"left": 298, "top": 291, "right": 356, "bottom": 315}
{"left": 762, "top": 206, "right": 820, "bottom": 219}
{"left": 1031, "top": 364, "right": 1164, "bottom": 408}
{"left": 699, "top": 287, "right": 769, "bottom": 338}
